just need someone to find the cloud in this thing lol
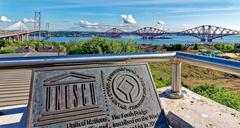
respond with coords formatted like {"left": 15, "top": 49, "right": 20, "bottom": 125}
{"left": 74, "top": 20, "right": 99, "bottom": 28}
{"left": 22, "top": 18, "right": 34, "bottom": 23}
{"left": 0, "top": 16, "right": 34, "bottom": 24}
{"left": 155, "top": 20, "right": 166, "bottom": 30}
{"left": 157, "top": 20, "right": 165, "bottom": 25}
{"left": 0, "top": 16, "right": 13, "bottom": 22}
{"left": 73, "top": 19, "right": 138, "bottom": 31}
{"left": 121, "top": 14, "right": 137, "bottom": 24}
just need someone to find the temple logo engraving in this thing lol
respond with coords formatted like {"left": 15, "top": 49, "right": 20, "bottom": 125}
{"left": 34, "top": 71, "right": 106, "bottom": 127}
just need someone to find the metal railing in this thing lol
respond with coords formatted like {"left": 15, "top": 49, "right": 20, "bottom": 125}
{"left": 0, "top": 52, "right": 239, "bottom": 99}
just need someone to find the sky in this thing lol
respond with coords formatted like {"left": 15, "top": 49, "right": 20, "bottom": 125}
{"left": 0, "top": 0, "right": 240, "bottom": 31}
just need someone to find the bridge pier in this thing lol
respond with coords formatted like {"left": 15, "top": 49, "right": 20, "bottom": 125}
{"left": 19, "top": 35, "right": 23, "bottom": 41}
{"left": 9, "top": 37, "right": 13, "bottom": 41}
{"left": 201, "top": 39, "right": 206, "bottom": 42}
{"left": 14, "top": 36, "right": 18, "bottom": 41}
{"left": 20, "top": 34, "right": 29, "bottom": 41}
{"left": 207, "top": 39, "right": 212, "bottom": 42}
{"left": 26, "top": 34, "right": 29, "bottom": 41}
{"left": 142, "top": 36, "right": 154, "bottom": 39}
{"left": 148, "top": 36, "right": 154, "bottom": 39}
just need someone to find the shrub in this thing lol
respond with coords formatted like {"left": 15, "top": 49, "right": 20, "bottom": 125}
{"left": 162, "top": 44, "right": 187, "bottom": 51}
{"left": 193, "top": 44, "right": 199, "bottom": 50}
{"left": 213, "top": 43, "right": 235, "bottom": 52}
{"left": 191, "top": 84, "right": 240, "bottom": 111}
{"left": 67, "top": 37, "right": 142, "bottom": 54}
{"left": 0, "top": 48, "right": 16, "bottom": 54}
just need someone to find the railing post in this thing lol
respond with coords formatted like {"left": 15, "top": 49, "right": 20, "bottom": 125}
{"left": 169, "top": 58, "right": 183, "bottom": 99}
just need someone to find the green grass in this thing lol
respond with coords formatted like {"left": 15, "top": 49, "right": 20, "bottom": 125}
{"left": 191, "top": 84, "right": 240, "bottom": 111}
{"left": 149, "top": 62, "right": 171, "bottom": 88}
{"left": 148, "top": 62, "right": 225, "bottom": 88}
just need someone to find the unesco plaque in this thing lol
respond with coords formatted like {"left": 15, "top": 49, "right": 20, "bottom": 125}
{"left": 27, "top": 64, "right": 169, "bottom": 128}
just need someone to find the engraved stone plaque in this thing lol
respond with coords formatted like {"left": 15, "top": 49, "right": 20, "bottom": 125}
{"left": 27, "top": 64, "right": 169, "bottom": 128}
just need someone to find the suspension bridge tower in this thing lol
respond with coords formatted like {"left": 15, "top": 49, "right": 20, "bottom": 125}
{"left": 34, "top": 11, "right": 41, "bottom": 40}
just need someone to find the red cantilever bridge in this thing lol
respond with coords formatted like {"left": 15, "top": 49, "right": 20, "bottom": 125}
{"left": 105, "top": 27, "right": 166, "bottom": 39}
{"left": 181, "top": 25, "right": 240, "bottom": 42}
{"left": 104, "top": 25, "right": 240, "bottom": 42}
{"left": 0, "top": 25, "right": 240, "bottom": 42}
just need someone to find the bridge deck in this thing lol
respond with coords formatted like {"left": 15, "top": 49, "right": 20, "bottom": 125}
{"left": 0, "top": 31, "right": 35, "bottom": 38}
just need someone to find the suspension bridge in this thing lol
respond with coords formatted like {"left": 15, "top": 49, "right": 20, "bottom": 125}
{"left": 0, "top": 25, "right": 240, "bottom": 42}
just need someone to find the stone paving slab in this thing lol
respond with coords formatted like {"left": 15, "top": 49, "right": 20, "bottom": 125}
{"left": 158, "top": 87, "right": 240, "bottom": 128}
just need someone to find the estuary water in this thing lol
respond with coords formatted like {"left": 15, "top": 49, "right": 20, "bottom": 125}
{"left": 32, "top": 35, "right": 240, "bottom": 44}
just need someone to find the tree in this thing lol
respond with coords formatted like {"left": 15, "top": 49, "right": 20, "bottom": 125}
{"left": 214, "top": 43, "right": 235, "bottom": 52}
{"left": 193, "top": 44, "right": 199, "bottom": 50}
{"left": 66, "top": 37, "right": 143, "bottom": 54}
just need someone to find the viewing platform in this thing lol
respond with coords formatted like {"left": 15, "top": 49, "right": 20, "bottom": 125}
{"left": 158, "top": 87, "right": 240, "bottom": 128}
{"left": 0, "top": 52, "right": 239, "bottom": 128}
{"left": 0, "top": 87, "right": 239, "bottom": 128}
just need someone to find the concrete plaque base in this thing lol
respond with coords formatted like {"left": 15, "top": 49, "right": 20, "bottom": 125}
{"left": 27, "top": 64, "right": 169, "bottom": 128}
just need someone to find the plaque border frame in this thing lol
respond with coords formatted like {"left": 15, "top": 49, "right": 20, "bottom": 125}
{"left": 26, "top": 63, "right": 167, "bottom": 128}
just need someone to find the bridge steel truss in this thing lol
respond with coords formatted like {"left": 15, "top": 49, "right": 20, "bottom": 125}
{"left": 134, "top": 27, "right": 166, "bottom": 39}
{"left": 105, "top": 28, "right": 125, "bottom": 37}
{"left": 181, "top": 25, "right": 240, "bottom": 42}
{"left": 104, "top": 25, "right": 240, "bottom": 42}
